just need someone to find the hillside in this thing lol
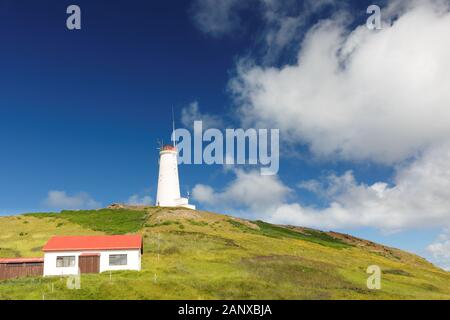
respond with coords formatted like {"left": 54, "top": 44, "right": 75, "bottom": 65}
{"left": 0, "top": 206, "right": 449, "bottom": 300}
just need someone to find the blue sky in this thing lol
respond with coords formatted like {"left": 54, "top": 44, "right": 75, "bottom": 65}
{"left": 0, "top": 0, "right": 236, "bottom": 210}
{"left": 1, "top": 0, "right": 450, "bottom": 269}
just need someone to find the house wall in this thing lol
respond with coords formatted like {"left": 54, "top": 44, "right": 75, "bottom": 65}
{"left": 43, "top": 249, "right": 141, "bottom": 276}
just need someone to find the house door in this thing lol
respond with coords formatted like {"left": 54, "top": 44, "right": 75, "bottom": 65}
{"left": 78, "top": 254, "right": 100, "bottom": 274}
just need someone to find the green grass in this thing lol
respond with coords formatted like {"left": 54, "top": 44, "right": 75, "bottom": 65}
{"left": 228, "top": 219, "right": 351, "bottom": 249}
{"left": 26, "top": 209, "right": 149, "bottom": 234}
{"left": 239, "top": 255, "right": 365, "bottom": 299}
{"left": 227, "top": 219, "right": 254, "bottom": 232}
{"left": 383, "top": 269, "right": 412, "bottom": 276}
{"left": 253, "top": 221, "right": 352, "bottom": 249}
{"left": 0, "top": 208, "right": 449, "bottom": 300}
{"left": 145, "top": 220, "right": 184, "bottom": 228}
{"left": 187, "top": 220, "right": 209, "bottom": 227}
{"left": 0, "top": 247, "right": 21, "bottom": 258}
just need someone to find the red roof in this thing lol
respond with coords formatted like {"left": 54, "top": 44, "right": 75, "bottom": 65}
{"left": 43, "top": 235, "right": 142, "bottom": 252}
{"left": 160, "top": 145, "right": 176, "bottom": 152}
{"left": 0, "top": 258, "right": 43, "bottom": 264}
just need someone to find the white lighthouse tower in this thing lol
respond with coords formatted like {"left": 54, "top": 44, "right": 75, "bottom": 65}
{"left": 155, "top": 118, "right": 195, "bottom": 210}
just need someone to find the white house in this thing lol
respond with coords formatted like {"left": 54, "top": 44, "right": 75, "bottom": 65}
{"left": 42, "top": 235, "right": 143, "bottom": 276}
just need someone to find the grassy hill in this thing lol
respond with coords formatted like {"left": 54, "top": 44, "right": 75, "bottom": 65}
{"left": 0, "top": 206, "right": 449, "bottom": 300}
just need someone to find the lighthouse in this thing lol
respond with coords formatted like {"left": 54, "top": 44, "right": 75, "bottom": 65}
{"left": 155, "top": 120, "right": 195, "bottom": 209}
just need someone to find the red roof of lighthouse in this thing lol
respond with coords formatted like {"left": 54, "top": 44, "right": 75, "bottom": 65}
{"left": 42, "top": 235, "right": 143, "bottom": 252}
{"left": 160, "top": 145, "right": 176, "bottom": 151}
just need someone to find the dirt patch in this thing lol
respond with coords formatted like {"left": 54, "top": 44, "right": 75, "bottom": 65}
{"left": 227, "top": 217, "right": 260, "bottom": 230}
{"left": 157, "top": 209, "right": 202, "bottom": 220}
{"left": 328, "top": 231, "right": 403, "bottom": 260}
{"left": 107, "top": 203, "right": 153, "bottom": 211}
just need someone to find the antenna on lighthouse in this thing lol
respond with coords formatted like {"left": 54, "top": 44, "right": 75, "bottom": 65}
{"left": 156, "top": 139, "right": 163, "bottom": 152}
{"left": 172, "top": 106, "right": 176, "bottom": 147}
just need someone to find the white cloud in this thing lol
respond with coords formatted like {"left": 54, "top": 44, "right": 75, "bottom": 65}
{"left": 192, "top": 169, "right": 291, "bottom": 215}
{"left": 272, "top": 142, "right": 450, "bottom": 230}
{"left": 260, "top": 0, "right": 338, "bottom": 61}
{"left": 191, "top": 0, "right": 338, "bottom": 61}
{"left": 126, "top": 194, "right": 153, "bottom": 206}
{"left": 181, "top": 101, "right": 224, "bottom": 129}
{"left": 190, "top": 0, "right": 243, "bottom": 37}
{"left": 427, "top": 230, "right": 450, "bottom": 270}
{"left": 191, "top": 184, "right": 216, "bottom": 204}
{"left": 250, "top": 2, "right": 450, "bottom": 232}
{"left": 193, "top": 142, "right": 450, "bottom": 232}
{"left": 44, "top": 190, "right": 100, "bottom": 210}
{"left": 189, "top": 1, "right": 450, "bottom": 231}
{"left": 231, "top": 0, "right": 450, "bottom": 164}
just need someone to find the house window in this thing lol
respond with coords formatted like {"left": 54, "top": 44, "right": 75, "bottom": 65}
{"left": 56, "top": 256, "right": 75, "bottom": 268}
{"left": 109, "top": 254, "right": 127, "bottom": 266}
